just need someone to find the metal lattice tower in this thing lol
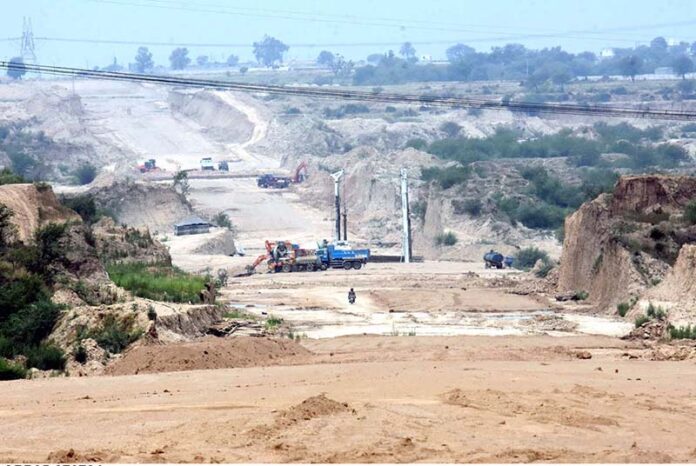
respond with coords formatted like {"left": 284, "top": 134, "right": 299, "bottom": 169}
{"left": 20, "top": 17, "right": 37, "bottom": 64}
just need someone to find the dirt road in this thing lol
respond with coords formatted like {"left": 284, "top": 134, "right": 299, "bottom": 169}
{"left": 1, "top": 335, "right": 694, "bottom": 463}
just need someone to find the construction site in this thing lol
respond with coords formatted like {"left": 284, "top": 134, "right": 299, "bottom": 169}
{"left": 4, "top": 4, "right": 696, "bottom": 463}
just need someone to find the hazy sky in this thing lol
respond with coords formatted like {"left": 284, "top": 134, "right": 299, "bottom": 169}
{"left": 2, "top": 0, "right": 696, "bottom": 68}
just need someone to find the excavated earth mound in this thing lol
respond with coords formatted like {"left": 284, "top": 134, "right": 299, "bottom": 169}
{"left": 558, "top": 175, "right": 696, "bottom": 311}
{"left": 106, "top": 336, "right": 311, "bottom": 375}
{"left": 0, "top": 183, "right": 80, "bottom": 242}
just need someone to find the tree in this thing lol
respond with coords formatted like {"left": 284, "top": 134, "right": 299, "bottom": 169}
{"left": 6, "top": 57, "right": 26, "bottom": 80}
{"left": 329, "top": 54, "right": 354, "bottom": 78}
{"left": 366, "top": 53, "right": 383, "bottom": 65}
{"left": 134, "top": 47, "right": 154, "bottom": 73}
{"left": 252, "top": 35, "right": 289, "bottom": 67}
{"left": 239, "top": 66, "right": 248, "bottom": 75}
{"left": 172, "top": 170, "right": 190, "bottom": 197}
{"left": 399, "top": 42, "right": 417, "bottom": 63}
{"left": 196, "top": 55, "right": 209, "bottom": 67}
{"left": 226, "top": 54, "right": 239, "bottom": 66}
{"left": 73, "top": 163, "right": 97, "bottom": 185}
{"left": 446, "top": 43, "right": 475, "bottom": 63}
{"left": 169, "top": 47, "right": 190, "bottom": 70}
{"left": 619, "top": 55, "right": 643, "bottom": 82}
{"left": 672, "top": 55, "right": 694, "bottom": 79}
{"left": 317, "top": 50, "right": 335, "bottom": 67}
{"left": 650, "top": 36, "right": 668, "bottom": 52}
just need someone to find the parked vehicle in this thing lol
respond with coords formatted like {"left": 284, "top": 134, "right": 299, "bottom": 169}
{"left": 317, "top": 240, "right": 370, "bottom": 270}
{"left": 200, "top": 157, "right": 215, "bottom": 170}
{"left": 484, "top": 250, "right": 505, "bottom": 269}
{"left": 218, "top": 161, "right": 229, "bottom": 171}
{"left": 257, "top": 174, "right": 290, "bottom": 189}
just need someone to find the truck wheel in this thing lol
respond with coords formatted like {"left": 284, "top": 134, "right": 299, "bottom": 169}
{"left": 282, "top": 264, "right": 291, "bottom": 273}
{"left": 353, "top": 262, "right": 362, "bottom": 270}
{"left": 306, "top": 264, "right": 315, "bottom": 272}
{"left": 320, "top": 264, "right": 328, "bottom": 271}
{"left": 343, "top": 262, "right": 352, "bottom": 270}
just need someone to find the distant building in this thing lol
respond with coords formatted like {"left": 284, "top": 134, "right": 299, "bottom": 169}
{"left": 174, "top": 216, "right": 211, "bottom": 236}
{"left": 599, "top": 48, "right": 615, "bottom": 59}
{"left": 654, "top": 66, "right": 675, "bottom": 76}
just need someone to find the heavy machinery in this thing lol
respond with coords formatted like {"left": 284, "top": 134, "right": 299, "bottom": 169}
{"left": 483, "top": 250, "right": 505, "bottom": 269}
{"left": 218, "top": 161, "right": 229, "bottom": 171}
{"left": 293, "top": 161, "right": 307, "bottom": 183}
{"left": 257, "top": 174, "right": 290, "bottom": 189}
{"left": 317, "top": 240, "right": 370, "bottom": 270}
{"left": 246, "top": 239, "right": 369, "bottom": 274}
{"left": 201, "top": 157, "right": 215, "bottom": 170}
{"left": 138, "top": 159, "right": 158, "bottom": 173}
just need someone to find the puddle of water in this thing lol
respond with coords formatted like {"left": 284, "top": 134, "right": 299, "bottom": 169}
{"left": 561, "top": 314, "right": 633, "bottom": 337}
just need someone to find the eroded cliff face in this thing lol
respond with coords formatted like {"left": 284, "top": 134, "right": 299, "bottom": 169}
{"left": 558, "top": 175, "right": 696, "bottom": 311}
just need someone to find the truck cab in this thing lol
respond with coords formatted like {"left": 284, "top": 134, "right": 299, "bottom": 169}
{"left": 200, "top": 157, "right": 215, "bottom": 170}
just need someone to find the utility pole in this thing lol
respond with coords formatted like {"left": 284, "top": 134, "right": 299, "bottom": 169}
{"left": 400, "top": 168, "right": 412, "bottom": 263}
{"left": 330, "top": 170, "right": 344, "bottom": 242}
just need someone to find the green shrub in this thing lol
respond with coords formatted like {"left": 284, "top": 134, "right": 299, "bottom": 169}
{"left": 421, "top": 165, "right": 471, "bottom": 189}
{"left": 74, "top": 344, "right": 88, "bottom": 364}
{"left": 669, "top": 324, "right": 696, "bottom": 340}
{"left": 460, "top": 198, "right": 483, "bottom": 217}
{"left": 534, "top": 262, "right": 554, "bottom": 278}
{"left": 73, "top": 163, "right": 97, "bottom": 185}
{"left": 435, "top": 231, "right": 458, "bottom": 246}
{"left": 646, "top": 302, "right": 666, "bottom": 320}
{"left": 1, "top": 300, "right": 63, "bottom": 349}
{"left": 685, "top": 201, "right": 696, "bottom": 225}
{"left": 213, "top": 212, "right": 235, "bottom": 232}
{"left": 266, "top": 316, "right": 283, "bottom": 329}
{"left": 0, "top": 167, "right": 25, "bottom": 185}
{"left": 516, "top": 203, "right": 567, "bottom": 229}
{"left": 617, "top": 302, "right": 630, "bottom": 317}
{"left": 635, "top": 314, "right": 650, "bottom": 328}
{"left": 405, "top": 138, "right": 428, "bottom": 151}
{"left": 147, "top": 305, "right": 157, "bottom": 321}
{"left": 0, "top": 358, "right": 27, "bottom": 380}
{"left": 25, "top": 343, "right": 66, "bottom": 371}
{"left": 574, "top": 290, "right": 589, "bottom": 301}
{"left": 515, "top": 247, "right": 550, "bottom": 270}
{"left": 88, "top": 314, "right": 142, "bottom": 354}
{"left": 106, "top": 262, "right": 206, "bottom": 303}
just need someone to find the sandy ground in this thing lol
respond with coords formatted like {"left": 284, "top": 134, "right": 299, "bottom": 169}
{"left": 2, "top": 335, "right": 696, "bottom": 463}
{"left": 220, "top": 262, "right": 632, "bottom": 339}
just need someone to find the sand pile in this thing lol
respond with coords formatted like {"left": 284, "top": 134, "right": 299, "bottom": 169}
{"left": 106, "top": 336, "right": 311, "bottom": 375}
{"left": 277, "top": 394, "right": 353, "bottom": 424}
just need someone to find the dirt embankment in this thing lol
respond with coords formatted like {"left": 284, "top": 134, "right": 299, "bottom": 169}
{"left": 92, "top": 217, "right": 171, "bottom": 264}
{"left": 106, "top": 336, "right": 311, "bottom": 375}
{"left": 0, "top": 183, "right": 80, "bottom": 242}
{"left": 558, "top": 175, "right": 696, "bottom": 310}
{"left": 88, "top": 180, "right": 193, "bottom": 234}
{"left": 168, "top": 90, "right": 254, "bottom": 144}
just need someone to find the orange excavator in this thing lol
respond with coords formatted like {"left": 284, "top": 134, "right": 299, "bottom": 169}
{"left": 293, "top": 161, "right": 307, "bottom": 184}
{"left": 245, "top": 239, "right": 323, "bottom": 274}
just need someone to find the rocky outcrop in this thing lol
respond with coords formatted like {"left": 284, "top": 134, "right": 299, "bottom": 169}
{"left": 558, "top": 175, "right": 696, "bottom": 311}
{"left": 156, "top": 305, "right": 223, "bottom": 341}
{"left": 92, "top": 217, "right": 171, "bottom": 265}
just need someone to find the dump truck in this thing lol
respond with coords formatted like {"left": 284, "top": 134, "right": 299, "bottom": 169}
{"left": 317, "top": 240, "right": 370, "bottom": 270}
{"left": 483, "top": 250, "right": 505, "bottom": 269}
{"left": 257, "top": 174, "right": 290, "bottom": 189}
{"left": 218, "top": 161, "right": 229, "bottom": 171}
{"left": 138, "top": 159, "right": 158, "bottom": 173}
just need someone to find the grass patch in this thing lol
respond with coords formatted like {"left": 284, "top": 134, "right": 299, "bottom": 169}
{"left": 265, "top": 316, "right": 284, "bottom": 329}
{"left": 107, "top": 262, "right": 206, "bottom": 303}
{"left": 224, "top": 309, "right": 256, "bottom": 320}
{"left": 635, "top": 314, "right": 650, "bottom": 328}
{"left": 573, "top": 290, "right": 589, "bottom": 301}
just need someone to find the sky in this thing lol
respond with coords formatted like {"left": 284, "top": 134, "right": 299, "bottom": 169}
{"left": 2, "top": 0, "right": 696, "bottom": 68}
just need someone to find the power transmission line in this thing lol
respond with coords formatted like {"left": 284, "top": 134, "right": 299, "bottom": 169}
{"left": 86, "top": 0, "right": 667, "bottom": 44}
{"left": 1, "top": 61, "right": 694, "bottom": 121}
